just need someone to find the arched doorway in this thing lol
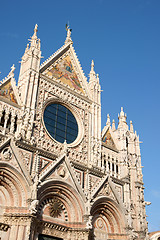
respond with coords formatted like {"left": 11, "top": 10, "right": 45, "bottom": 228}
{"left": 91, "top": 197, "right": 127, "bottom": 240}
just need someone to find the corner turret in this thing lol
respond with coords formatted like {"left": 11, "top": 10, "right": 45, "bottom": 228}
{"left": 88, "top": 60, "right": 101, "bottom": 167}
{"left": 18, "top": 24, "right": 41, "bottom": 107}
{"left": 16, "top": 25, "right": 41, "bottom": 141}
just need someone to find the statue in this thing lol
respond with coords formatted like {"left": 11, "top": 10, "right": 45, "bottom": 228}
{"left": 29, "top": 199, "right": 39, "bottom": 214}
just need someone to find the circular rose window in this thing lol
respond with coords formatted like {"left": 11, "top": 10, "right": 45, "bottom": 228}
{"left": 43, "top": 103, "right": 78, "bottom": 144}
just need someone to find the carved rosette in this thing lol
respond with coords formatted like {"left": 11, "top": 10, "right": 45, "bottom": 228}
{"left": 49, "top": 197, "right": 63, "bottom": 218}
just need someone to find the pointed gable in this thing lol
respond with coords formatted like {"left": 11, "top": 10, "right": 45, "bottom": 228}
{"left": 0, "top": 79, "right": 17, "bottom": 104}
{"left": 0, "top": 65, "right": 21, "bottom": 106}
{"left": 102, "top": 129, "right": 117, "bottom": 151}
{"left": 43, "top": 55, "right": 84, "bottom": 93}
{"left": 40, "top": 39, "right": 90, "bottom": 97}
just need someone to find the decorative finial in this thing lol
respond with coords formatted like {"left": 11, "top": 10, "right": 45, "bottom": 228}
{"left": 11, "top": 64, "right": 15, "bottom": 73}
{"left": 91, "top": 60, "right": 94, "bottom": 71}
{"left": 65, "top": 23, "right": 72, "bottom": 44}
{"left": 120, "top": 107, "right": 124, "bottom": 116}
{"left": 32, "top": 24, "right": 38, "bottom": 38}
{"left": 106, "top": 114, "right": 110, "bottom": 126}
{"left": 29, "top": 24, "right": 39, "bottom": 47}
{"left": 34, "top": 24, "right": 38, "bottom": 33}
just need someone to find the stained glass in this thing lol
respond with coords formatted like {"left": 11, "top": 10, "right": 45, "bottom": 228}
{"left": 44, "top": 104, "right": 78, "bottom": 144}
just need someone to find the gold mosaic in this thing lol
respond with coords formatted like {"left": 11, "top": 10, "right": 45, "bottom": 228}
{"left": 0, "top": 81, "right": 17, "bottom": 104}
{"left": 45, "top": 56, "right": 84, "bottom": 93}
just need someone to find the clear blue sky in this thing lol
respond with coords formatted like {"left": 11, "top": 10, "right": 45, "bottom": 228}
{"left": 0, "top": 0, "right": 160, "bottom": 233}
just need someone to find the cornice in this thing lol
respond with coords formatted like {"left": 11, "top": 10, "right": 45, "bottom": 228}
{"left": 135, "top": 181, "right": 144, "bottom": 188}
{"left": 71, "top": 161, "right": 104, "bottom": 177}
{"left": 15, "top": 140, "right": 57, "bottom": 160}
{"left": 0, "top": 96, "right": 21, "bottom": 109}
{"left": 111, "top": 176, "right": 125, "bottom": 186}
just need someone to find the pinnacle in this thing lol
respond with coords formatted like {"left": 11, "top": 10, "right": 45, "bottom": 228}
{"left": 34, "top": 24, "right": 38, "bottom": 33}
{"left": 112, "top": 119, "right": 116, "bottom": 131}
{"left": 32, "top": 24, "right": 38, "bottom": 40}
{"left": 91, "top": 60, "right": 94, "bottom": 71}
{"left": 130, "top": 120, "right": 134, "bottom": 133}
{"left": 107, "top": 114, "right": 110, "bottom": 123}
{"left": 120, "top": 107, "right": 124, "bottom": 117}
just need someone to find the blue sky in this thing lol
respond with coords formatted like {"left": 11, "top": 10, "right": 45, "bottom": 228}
{"left": 0, "top": 0, "right": 160, "bottom": 233}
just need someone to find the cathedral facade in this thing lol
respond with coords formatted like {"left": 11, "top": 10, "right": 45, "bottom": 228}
{"left": 0, "top": 25, "right": 149, "bottom": 240}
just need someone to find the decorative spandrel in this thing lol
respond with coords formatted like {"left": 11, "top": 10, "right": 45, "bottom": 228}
{"left": 44, "top": 56, "right": 84, "bottom": 93}
{"left": 0, "top": 81, "right": 17, "bottom": 104}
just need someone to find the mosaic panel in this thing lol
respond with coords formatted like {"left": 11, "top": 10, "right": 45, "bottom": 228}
{"left": 0, "top": 81, "right": 17, "bottom": 103}
{"left": 45, "top": 56, "right": 83, "bottom": 93}
{"left": 102, "top": 130, "right": 116, "bottom": 150}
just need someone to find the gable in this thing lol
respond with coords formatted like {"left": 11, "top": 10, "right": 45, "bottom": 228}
{"left": 102, "top": 129, "right": 117, "bottom": 151}
{"left": 40, "top": 41, "right": 90, "bottom": 98}
{"left": 0, "top": 80, "right": 17, "bottom": 104}
{"left": 43, "top": 55, "right": 84, "bottom": 94}
{"left": 39, "top": 154, "right": 86, "bottom": 202}
{"left": 0, "top": 138, "right": 32, "bottom": 186}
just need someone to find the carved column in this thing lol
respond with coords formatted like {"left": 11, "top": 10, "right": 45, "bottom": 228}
{"left": 10, "top": 113, "right": 16, "bottom": 134}
{"left": 3, "top": 111, "right": 9, "bottom": 134}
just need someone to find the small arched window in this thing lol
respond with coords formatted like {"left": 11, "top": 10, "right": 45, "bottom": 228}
{"left": 0, "top": 110, "right": 5, "bottom": 127}
{"left": 6, "top": 113, "right": 11, "bottom": 130}
{"left": 126, "top": 137, "right": 128, "bottom": 148}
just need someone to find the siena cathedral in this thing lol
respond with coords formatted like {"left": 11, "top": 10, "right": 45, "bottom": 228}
{"left": 0, "top": 25, "right": 152, "bottom": 240}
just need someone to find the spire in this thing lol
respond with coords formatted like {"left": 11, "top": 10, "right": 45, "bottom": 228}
{"left": 118, "top": 107, "right": 127, "bottom": 129}
{"left": 112, "top": 119, "right": 116, "bottom": 131}
{"left": 30, "top": 24, "right": 39, "bottom": 47}
{"left": 89, "top": 60, "right": 96, "bottom": 82}
{"left": 18, "top": 25, "right": 41, "bottom": 107}
{"left": 33, "top": 24, "right": 38, "bottom": 37}
{"left": 130, "top": 120, "right": 134, "bottom": 133}
{"left": 65, "top": 24, "right": 72, "bottom": 44}
{"left": 91, "top": 60, "right": 95, "bottom": 73}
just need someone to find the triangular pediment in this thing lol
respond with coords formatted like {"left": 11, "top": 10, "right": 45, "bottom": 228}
{"left": 91, "top": 176, "right": 123, "bottom": 206}
{"left": 0, "top": 138, "right": 32, "bottom": 186}
{"left": 40, "top": 42, "right": 90, "bottom": 97}
{"left": 102, "top": 128, "right": 118, "bottom": 151}
{"left": 97, "top": 182, "right": 117, "bottom": 202}
{"left": 39, "top": 153, "right": 86, "bottom": 202}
